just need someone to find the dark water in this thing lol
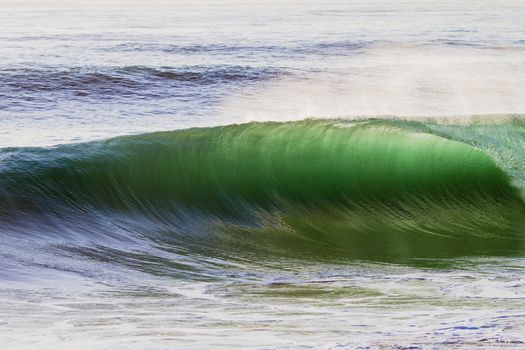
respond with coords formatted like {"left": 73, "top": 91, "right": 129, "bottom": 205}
{"left": 1, "top": 1, "right": 525, "bottom": 349}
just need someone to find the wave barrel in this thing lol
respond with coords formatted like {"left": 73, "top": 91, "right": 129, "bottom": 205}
{"left": 1, "top": 120, "right": 524, "bottom": 261}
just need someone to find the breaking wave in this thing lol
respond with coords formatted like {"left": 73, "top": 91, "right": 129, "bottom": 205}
{"left": 1, "top": 118, "right": 524, "bottom": 268}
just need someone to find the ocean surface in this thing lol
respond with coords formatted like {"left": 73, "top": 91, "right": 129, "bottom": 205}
{"left": 1, "top": 1, "right": 525, "bottom": 349}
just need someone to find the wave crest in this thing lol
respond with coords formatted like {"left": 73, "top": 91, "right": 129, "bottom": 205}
{"left": 1, "top": 119, "right": 524, "bottom": 261}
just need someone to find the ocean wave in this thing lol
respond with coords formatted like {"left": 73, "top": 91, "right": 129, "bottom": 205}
{"left": 108, "top": 41, "right": 369, "bottom": 56}
{"left": 1, "top": 119, "right": 524, "bottom": 264}
{"left": 0, "top": 65, "right": 279, "bottom": 105}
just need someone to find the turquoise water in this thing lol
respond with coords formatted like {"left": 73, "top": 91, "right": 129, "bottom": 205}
{"left": 1, "top": 1, "right": 525, "bottom": 348}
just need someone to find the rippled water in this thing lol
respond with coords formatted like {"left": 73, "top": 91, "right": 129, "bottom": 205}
{"left": 1, "top": 1, "right": 525, "bottom": 348}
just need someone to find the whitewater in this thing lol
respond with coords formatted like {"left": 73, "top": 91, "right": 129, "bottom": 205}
{"left": 1, "top": 1, "right": 525, "bottom": 349}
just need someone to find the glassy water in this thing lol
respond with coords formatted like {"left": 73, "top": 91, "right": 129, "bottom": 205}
{"left": 1, "top": 1, "right": 525, "bottom": 348}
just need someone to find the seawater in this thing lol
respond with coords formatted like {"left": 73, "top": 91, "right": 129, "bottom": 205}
{"left": 1, "top": 1, "right": 525, "bottom": 349}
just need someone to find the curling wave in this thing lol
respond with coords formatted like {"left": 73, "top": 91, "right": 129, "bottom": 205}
{"left": 1, "top": 119, "right": 524, "bottom": 262}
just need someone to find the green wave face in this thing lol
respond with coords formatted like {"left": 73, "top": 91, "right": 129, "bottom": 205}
{"left": 1, "top": 119, "right": 524, "bottom": 261}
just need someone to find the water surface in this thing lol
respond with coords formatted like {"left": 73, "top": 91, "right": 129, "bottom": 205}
{"left": 1, "top": 1, "right": 525, "bottom": 348}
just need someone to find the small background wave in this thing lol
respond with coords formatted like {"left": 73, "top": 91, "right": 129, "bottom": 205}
{"left": 0, "top": 65, "right": 279, "bottom": 109}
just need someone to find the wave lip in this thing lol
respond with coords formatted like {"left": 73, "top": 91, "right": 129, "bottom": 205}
{"left": 1, "top": 119, "right": 524, "bottom": 261}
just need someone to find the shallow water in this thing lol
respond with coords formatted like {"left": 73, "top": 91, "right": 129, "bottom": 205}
{"left": 1, "top": 1, "right": 525, "bottom": 348}
{"left": 2, "top": 258, "right": 525, "bottom": 349}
